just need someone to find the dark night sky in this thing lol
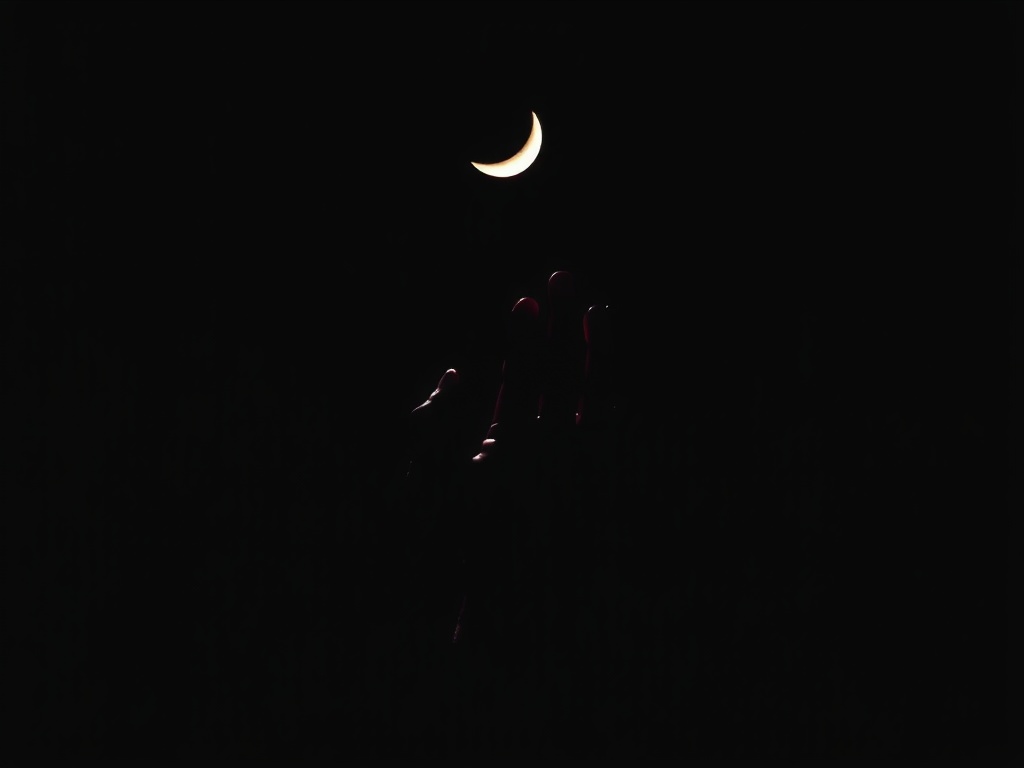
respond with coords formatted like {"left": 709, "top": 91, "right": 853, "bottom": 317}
{"left": 1, "top": 0, "right": 1021, "bottom": 763}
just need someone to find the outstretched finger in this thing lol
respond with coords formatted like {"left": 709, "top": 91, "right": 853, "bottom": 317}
{"left": 577, "top": 303, "right": 614, "bottom": 430}
{"left": 539, "top": 270, "right": 585, "bottom": 433}
{"left": 408, "top": 367, "right": 462, "bottom": 469}
{"left": 472, "top": 295, "right": 542, "bottom": 463}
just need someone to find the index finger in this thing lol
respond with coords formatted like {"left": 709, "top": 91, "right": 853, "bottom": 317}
{"left": 577, "top": 302, "right": 614, "bottom": 429}
{"left": 538, "top": 270, "right": 585, "bottom": 432}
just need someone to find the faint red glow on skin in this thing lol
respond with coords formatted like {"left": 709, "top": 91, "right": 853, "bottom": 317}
{"left": 470, "top": 111, "right": 543, "bottom": 178}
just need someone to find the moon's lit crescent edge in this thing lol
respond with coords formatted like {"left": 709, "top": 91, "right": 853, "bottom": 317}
{"left": 470, "top": 111, "right": 542, "bottom": 178}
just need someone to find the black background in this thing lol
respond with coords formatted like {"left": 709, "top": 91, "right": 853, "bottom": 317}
{"left": 1, "top": 0, "right": 1021, "bottom": 763}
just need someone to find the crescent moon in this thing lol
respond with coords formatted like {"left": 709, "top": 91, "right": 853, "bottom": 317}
{"left": 470, "top": 111, "right": 542, "bottom": 178}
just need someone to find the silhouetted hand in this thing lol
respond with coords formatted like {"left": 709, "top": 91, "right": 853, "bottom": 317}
{"left": 398, "top": 271, "right": 618, "bottom": 659}
{"left": 365, "top": 270, "right": 622, "bottom": 755}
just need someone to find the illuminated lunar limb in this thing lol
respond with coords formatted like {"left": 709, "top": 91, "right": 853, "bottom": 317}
{"left": 470, "top": 111, "right": 542, "bottom": 178}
